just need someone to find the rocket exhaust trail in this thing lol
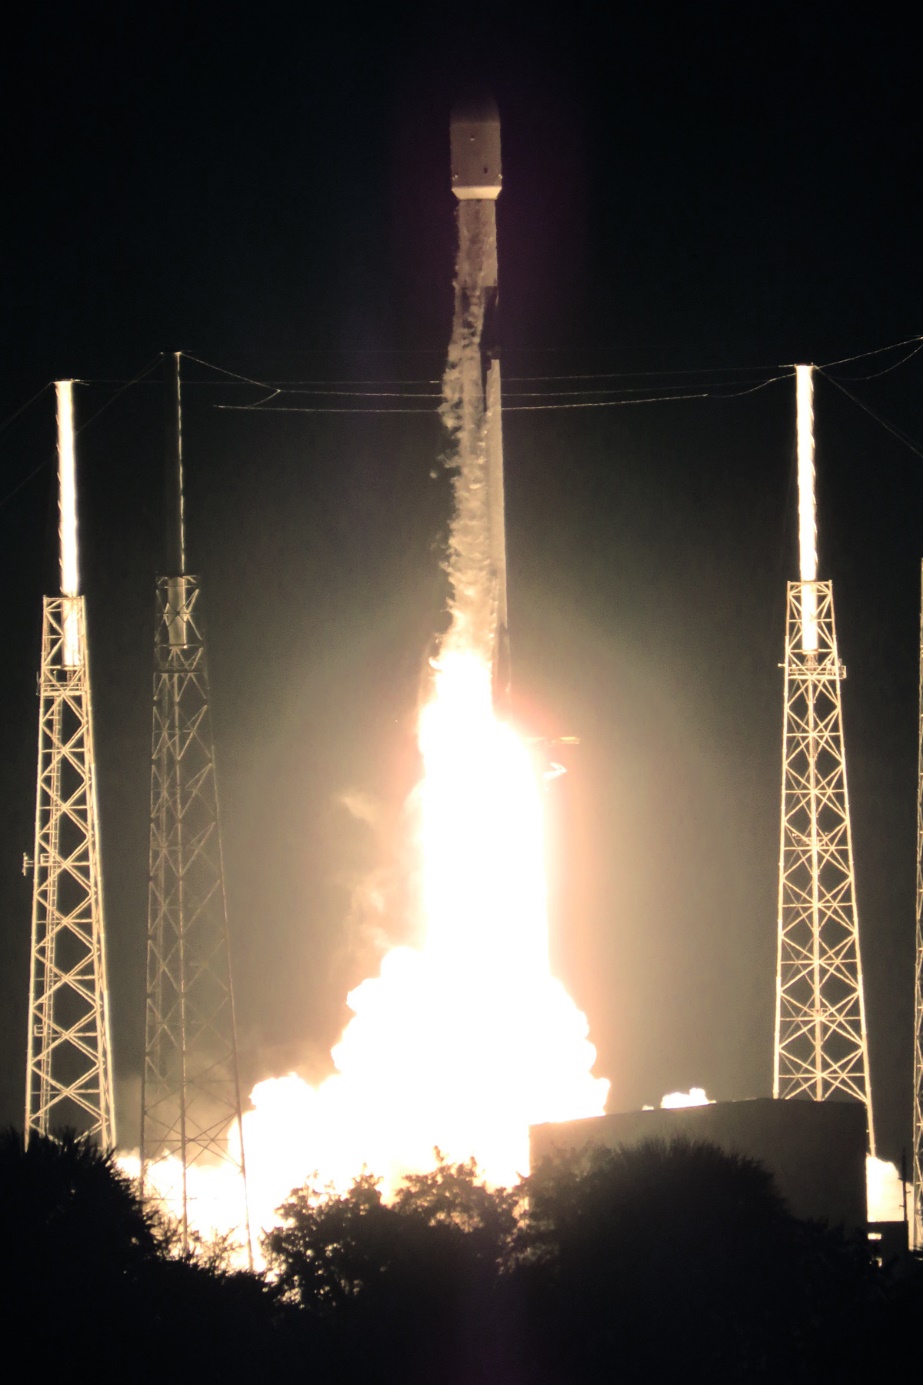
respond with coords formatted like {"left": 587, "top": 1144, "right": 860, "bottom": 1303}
{"left": 441, "top": 98, "right": 510, "bottom": 705}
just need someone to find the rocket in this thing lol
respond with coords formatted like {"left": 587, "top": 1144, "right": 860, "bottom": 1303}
{"left": 447, "top": 99, "right": 511, "bottom": 707}
{"left": 450, "top": 98, "right": 502, "bottom": 199}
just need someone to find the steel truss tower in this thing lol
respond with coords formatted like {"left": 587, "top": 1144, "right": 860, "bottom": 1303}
{"left": 912, "top": 561, "right": 923, "bottom": 1247}
{"left": 140, "top": 354, "right": 250, "bottom": 1255}
{"left": 25, "top": 381, "right": 116, "bottom": 1146}
{"left": 773, "top": 366, "right": 874, "bottom": 1151}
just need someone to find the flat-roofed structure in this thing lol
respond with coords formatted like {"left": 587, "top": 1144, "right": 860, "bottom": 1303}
{"left": 531, "top": 1098, "right": 867, "bottom": 1231}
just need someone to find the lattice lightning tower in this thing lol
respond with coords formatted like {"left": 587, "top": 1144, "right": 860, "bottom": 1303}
{"left": 773, "top": 365, "right": 875, "bottom": 1151}
{"left": 140, "top": 354, "right": 251, "bottom": 1254}
{"left": 24, "top": 381, "right": 116, "bottom": 1146}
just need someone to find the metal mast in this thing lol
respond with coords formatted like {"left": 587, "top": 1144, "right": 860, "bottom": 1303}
{"left": 24, "top": 380, "right": 116, "bottom": 1146}
{"left": 912, "top": 562, "right": 923, "bottom": 1246}
{"left": 140, "top": 353, "right": 251, "bottom": 1254}
{"left": 773, "top": 365, "right": 875, "bottom": 1151}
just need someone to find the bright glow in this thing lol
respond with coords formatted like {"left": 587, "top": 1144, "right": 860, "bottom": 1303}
{"left": 796, "top": 364, "right": 818, "bottom": 653}
{"left": 660, "top": 1086, "right": 714, "bottom": 1109}
{"left": 128, "top": 645, "right": 609, "bottom": 1246}
{"left": 120, "top": 1148, "right": 251, "bottom": 1256}
{"left": 173, "top": 351, "right": 186, "bottom": 575}
{"left": 238, "top": 646, "right": 607, "bottom": 1229}
{"left": 866, "top": 1154, "right": 909, "bottom": 1223}
{"left": 418, "top": 650, "right": 546, "bottom": 979}
{"left": 55, "top": 380, "right": 81, "bottom": 666}
{"left": 56, "top": 380, "right": 78, "bottom": 598}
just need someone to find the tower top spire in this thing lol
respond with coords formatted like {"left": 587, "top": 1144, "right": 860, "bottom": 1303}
{"left": 164, "top": 352, "right": 186, "bottom": 575}
{"left": 55, "top": 380, "right": 79, "bottom": 598}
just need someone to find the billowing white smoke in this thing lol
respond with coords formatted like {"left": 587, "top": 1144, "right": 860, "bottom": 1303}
{"left": 660, "top": 1087, "right": 714, "bottom": 1109}
{"left": 866, "top": 1155, "right": 909, "bottom": 1223}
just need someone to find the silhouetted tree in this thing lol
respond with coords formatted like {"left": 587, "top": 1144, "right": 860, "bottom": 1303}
{"left": 7, "top": 1128, "right": 899, "bottom": 1382}
{"left": 0, "top": 1125, "right": 159, "bottom": 1364}
{"left": 264, "top": 1155, "right": 523, "bottom": 1383}
{"left": 0, "top": 1128, "right": 290, "bottom": 1380}
{"left": 519, "top": 1136, "right": 875, "bottom": 1383}
{"left": 0, "top": 1125, "right": 156, "bottom": 1258}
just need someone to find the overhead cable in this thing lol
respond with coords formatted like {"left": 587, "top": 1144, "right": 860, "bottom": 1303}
{"left": 817, "top": 369, "right": 923, "bottom": 463}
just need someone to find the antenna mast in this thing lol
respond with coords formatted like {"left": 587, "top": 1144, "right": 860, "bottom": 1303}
{"left": 773, "top": 366, "right": 874, "bottom": 1150}
{"left": 912, "top": 562, "right": 923, "bottom": 1247}
{"left": 140, "top": 353, "right": 251, "bottom": 1255}
{"left": 24, "top": 381, "right": 116, "bottom": 1145}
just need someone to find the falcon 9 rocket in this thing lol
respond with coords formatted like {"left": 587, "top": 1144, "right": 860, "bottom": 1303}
{"left": 442, "top": 98, "right": 510, "bottom": 706}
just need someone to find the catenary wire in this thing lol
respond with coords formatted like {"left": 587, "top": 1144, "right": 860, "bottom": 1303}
{"left": 816, "top": 333, "right": 923, "bottom": 371}
{"left": 0, "top": 381, "right": 53, "bottom": 439}
{"left": 0, "top": 357, "right": 164, "bottom": 513}
{"left": 75, "top": 353, "right": 165, "bottom": 432}
{"left": 834, "top": 340, "right": 923, "bottom": 382}
{"left": 37, "top": 330, "right": 923, "bottom": 393}
{"left": 817, "top": 369, "right": 923, "bottom": 463}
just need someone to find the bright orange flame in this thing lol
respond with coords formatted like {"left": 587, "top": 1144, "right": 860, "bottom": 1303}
{"left": 419, "top": 649, "right": 547, "bottom": 978}
{"left": 127, "top": 646, "right": 609, "bottom": 1246}
{"left": 242, "top": 646, "right": 607, "bottom": 1227}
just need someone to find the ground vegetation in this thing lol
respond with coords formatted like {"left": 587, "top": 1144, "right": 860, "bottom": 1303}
{"left": 0, "top": 1128, "right": 913, "bottom": 1382}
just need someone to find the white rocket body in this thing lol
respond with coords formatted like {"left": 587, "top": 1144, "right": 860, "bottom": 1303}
{"left": 450, "top": 102, "right": 502, "bottom": 199}
{"left": 446, "top": 100, "right": 509, "bottom": 702}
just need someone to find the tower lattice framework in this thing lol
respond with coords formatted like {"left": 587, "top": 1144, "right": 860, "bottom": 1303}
{"left": 774, "top": 577, "right": 875, "bottom": 1148}
{"left": 140, "top": 574, "right": 250, "bottom": 1249}
{"left": 912, "top": 561, "right": 923, "bottom": 1247}
{"left": 25, "top": 596, "right": 116, "bottom": 1145}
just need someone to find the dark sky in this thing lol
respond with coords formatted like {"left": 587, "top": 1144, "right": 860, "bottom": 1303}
{"left": 1, "top": 2, "right": 921, "bottom": 1166}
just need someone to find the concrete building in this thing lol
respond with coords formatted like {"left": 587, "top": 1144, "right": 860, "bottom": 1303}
{"left": 531, "top": 1098, "right": 867, "bottom": 1232}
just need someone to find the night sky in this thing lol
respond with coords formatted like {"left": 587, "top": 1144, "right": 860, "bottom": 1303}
{"left": 1, "top": 3, "right": 921, "bottom": 1168}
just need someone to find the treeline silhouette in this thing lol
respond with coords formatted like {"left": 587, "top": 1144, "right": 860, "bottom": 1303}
{"left": 1, "top": 1128, "right": 916, "bottom": 1382}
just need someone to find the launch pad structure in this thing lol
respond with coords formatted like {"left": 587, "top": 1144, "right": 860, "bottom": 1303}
{"left": 773, "top": 366, "right": 874, "bottom": 1149}
{"left": 140, "top": 354, "right": 251, "bottom": 1256}
{"left": 532, "top": 1100, "right": 868, "bottom": 1233}
{"left": 24, "top": 381, "right": 116, "bottom": 1147}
